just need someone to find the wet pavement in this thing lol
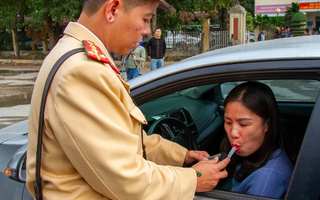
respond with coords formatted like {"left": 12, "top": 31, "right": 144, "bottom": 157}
{"left": 0, "top": 64, "right": 152, "bottom": 130}
{"left": 0, "top": 68, "right": 38, "bottom": 129}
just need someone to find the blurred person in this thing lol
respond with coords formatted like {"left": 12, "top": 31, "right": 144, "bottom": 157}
{"left": 126, "top": 43, "right": 146, "bottom": 80}
{"left": 284, "top": 27, "right": 292, "bottom": 37}
{"left": 26, "top": 0, "right": 230, "bottom": 199}
{"left": 147, "top": 27, "right": 166, "bottom": 71}
{"left": 304, "top": 28, "right": 310, "bottom": 35}
{"left": 274, "top": 27, "right": 281, "bottom": 39}
{"left": 312, "top": 27, "right": 319, "bottom": 35}
{"left": 257, "top": 28, "right": 265, "bottom": 41}
{"left": 280, "top": 27, "right": 285, "bottom": 38}
{"left": 220, "top": 81, "right": 295, "bottom": 199}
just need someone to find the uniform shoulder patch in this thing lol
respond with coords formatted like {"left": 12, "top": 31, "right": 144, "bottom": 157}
{"left": 82, "top": 40, "right": 120, "bottom": 75}
{"left": 82, "top": 40, "right": 109, "bottom": 64}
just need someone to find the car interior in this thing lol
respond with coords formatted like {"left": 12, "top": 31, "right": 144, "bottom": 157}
{"left": 139, "top": 79, "right": 319, "bottom": 196}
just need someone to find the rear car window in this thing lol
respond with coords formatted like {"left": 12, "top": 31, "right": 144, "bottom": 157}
{"left": 222, "top": 80, "right": 320, "bottom": 103}
{"left": 260, "top": 80, "right": 320, "bottom": 102}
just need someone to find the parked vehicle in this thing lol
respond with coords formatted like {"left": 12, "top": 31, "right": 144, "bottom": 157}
{"left": 36, "top": 42, "right": 50, "bottom": 51}
{"left": 245, "top": 32, "right": 255, "bottom": 43}
{"left": 165, "top": 31, "right": 200, "bottom": 50}
{"left": 1, "top": 36, "right": 320, "bottom": 200}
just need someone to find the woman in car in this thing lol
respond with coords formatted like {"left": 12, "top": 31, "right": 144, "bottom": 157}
{"left": 220, "top": 81, "right": 295, "bottom": 199}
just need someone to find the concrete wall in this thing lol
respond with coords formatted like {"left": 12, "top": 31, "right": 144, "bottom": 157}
{"left": 113, "top": 50, "right": 198, "bottom": 62}
{"left": 166, "top": 50, "right": 198, "bottom": 57}
{"left": 229, "top": 5, "right": 247, "bottom": 44}
{"left": 306, "top": 12, "right": 320, "bottom": 31}
{"left": 0, "top": 49, "right": 198, "bottom": 63}
{"left": 0, "top": 50, "right": 47, "bottom": 58}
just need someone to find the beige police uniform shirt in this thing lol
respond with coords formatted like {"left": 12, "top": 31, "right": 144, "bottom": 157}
{"left": 26, "top": 22, "right": 197, "bottom": 200}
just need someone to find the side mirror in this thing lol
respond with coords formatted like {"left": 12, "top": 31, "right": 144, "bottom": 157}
{"left": 4, "top": 144, "right": 27, "bottom": 183}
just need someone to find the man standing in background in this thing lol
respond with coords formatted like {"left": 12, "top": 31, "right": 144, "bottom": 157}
{"left": 274, "top": 27, "right": 281, "bottom": 39}
{"left": 257, "top": 28, "right": 265, "bottom": 41}
{"left": 284, "top": 27, "right": 292, "bottom": 37}
{"left": 312, "top": 27, "right": 319, "bottom": 35}
{"left": 147, "top": 28, "right": 166, "bottom": 71}
{"left": 126, "top": 43, "right": 146, "bottom": 80}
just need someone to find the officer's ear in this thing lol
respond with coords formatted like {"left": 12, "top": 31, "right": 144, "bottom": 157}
{"left": 105, "top": 0, "right": 121, "bottom": 23}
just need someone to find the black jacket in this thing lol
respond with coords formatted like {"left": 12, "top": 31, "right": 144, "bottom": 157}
{"left": 258, "top": 32, "right": 265, "bottom": 41}
{"left": 146, "top": 37, "right": 166, "bottom": 59}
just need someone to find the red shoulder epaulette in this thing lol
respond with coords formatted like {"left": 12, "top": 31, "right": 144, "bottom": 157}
{"left": 82, "top": 40, "right": 120, "bottom": 75}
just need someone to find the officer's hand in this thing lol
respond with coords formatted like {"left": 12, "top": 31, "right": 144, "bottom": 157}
{"left": 192, "top": 157, "right": 230, "bottom": 193}
{"left": 184, "top": 151, "right": 210, "bottom": 165}
{"left": 133, "top": 55, "right": 138, "bottom": 60}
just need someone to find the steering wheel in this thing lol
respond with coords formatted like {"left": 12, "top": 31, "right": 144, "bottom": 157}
{"left": 147, "top": 117, "right": 198, "bottom": 150}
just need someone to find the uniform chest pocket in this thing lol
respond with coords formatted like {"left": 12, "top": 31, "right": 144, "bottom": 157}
{"left": 129, "top": 104, "right": 147, "bottom": 125}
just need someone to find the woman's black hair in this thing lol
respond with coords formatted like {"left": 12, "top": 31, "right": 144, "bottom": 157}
{"left": 220, "top": 81, "right": 295, "bottom": 182}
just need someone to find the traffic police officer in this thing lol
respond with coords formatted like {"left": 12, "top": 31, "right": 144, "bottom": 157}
{"left": 26, "top": 0, "right": 230, "bottom": 199}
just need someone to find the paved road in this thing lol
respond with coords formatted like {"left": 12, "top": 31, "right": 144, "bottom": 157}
{"left": 0, "top": 65, "right": 152, "bottom": 130}
{"left": 0, "top": 68, "right": 38, "bottom": 129}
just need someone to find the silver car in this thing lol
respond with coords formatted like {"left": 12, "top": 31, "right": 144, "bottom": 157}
{"left": 1, "top": 35, "right": 320, "bottom": 200}
{"left": 165, "top": 31, "right": 200, "bottom": 50}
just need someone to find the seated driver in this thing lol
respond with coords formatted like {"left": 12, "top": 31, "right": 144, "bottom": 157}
{"left": 219, "top": 81, "right": 295, "bottom": 198}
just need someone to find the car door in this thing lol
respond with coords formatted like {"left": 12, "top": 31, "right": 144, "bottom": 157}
{"left": 285, "top": 89, "right": 320, "bottom": 200}
{"left": 130, "top": 58, "right": 320, "bottom": 199}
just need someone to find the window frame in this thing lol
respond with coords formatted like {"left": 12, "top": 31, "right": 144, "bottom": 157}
{"left": 131, "top": 59, "right": 320, "bottom": 199}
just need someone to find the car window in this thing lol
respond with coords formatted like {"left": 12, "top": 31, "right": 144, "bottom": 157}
{"left": 221, "top": 80, "right": 320, "bottom": 103}
{"left": 139, "top": 79, "right": 318, "bottom": 199}
{"left": 261, "top": 80, "right": 320, "bottom": 102}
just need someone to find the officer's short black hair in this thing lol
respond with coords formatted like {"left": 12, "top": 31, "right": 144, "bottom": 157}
{"left": 82, "top": 0, "right": 105, "bottom": 16}
{"left": 83, "top": 0, "right": 149, "bottom": 16}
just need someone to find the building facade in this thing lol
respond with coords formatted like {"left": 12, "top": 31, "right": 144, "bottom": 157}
{"left": 255, "top": 0, "right": 320, "bottom": 33}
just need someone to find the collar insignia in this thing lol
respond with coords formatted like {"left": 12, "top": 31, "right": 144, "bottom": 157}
{"left": 82, "top": 40, "right": 120, "bottom": 75}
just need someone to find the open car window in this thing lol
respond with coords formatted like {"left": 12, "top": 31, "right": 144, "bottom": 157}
{"left": 261, "top": 80, "right": 320, "bottom": 102}
{"left": 139, "top": 79, "right": 320, "bottom": 199}
{"left": 221, "top": 80, "right": 320, "bottom": 103}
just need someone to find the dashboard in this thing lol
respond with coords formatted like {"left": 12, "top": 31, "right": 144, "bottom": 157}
{"left": 139, "top": 91, "right": 224, "bottom": 149}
